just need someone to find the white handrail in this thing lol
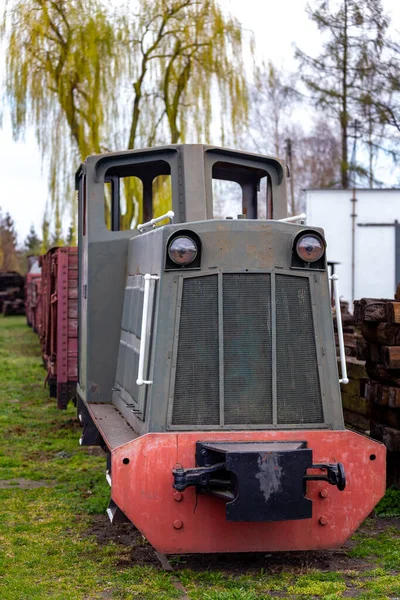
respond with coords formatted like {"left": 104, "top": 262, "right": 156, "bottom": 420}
{"left": 136, "top": 274, "right": 159, "bottom": 386}
{"left": 330, "top": 274, "right": 349, "bottom": 385}
{"left": 137, "top": 210, "right": 174, "bottom": 233}
{"left": 278, "top": 213, "right": 307, "bottom": 223}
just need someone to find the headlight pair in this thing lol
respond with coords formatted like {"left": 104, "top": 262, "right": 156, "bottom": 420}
{"left": 166, "top": 230, "right": 325, "bottom": 270}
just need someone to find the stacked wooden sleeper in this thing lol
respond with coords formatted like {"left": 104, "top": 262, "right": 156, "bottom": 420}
{"left": 353, "top": 290, "right": 400, "bottom": 486}
{"left": 339, "top": 356, "right": 369, "bottom": 434}
{"left": 333, "top": 300, "right": 361, "bottom": 358}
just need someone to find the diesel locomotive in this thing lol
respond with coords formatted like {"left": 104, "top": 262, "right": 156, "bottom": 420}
{"left": 76, "top": 144, "right": 386, "bottom": 554}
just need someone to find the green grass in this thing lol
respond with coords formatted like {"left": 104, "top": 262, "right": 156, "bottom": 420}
{"left": 0, "top": 317, "right": 180, "bottom": 599}
{"left": 375, "top": 486, "right": 400, "bottom": 517}
{"left": 0, "top": 316, "right": 399, "bottom": 599}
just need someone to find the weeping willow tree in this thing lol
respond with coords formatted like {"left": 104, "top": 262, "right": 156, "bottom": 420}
{"left": 123, "top": 0, "right": 249, "bottom": 148}
{"left": 116, "top": 0, "right": 250, "bottom": 227}
{"left": 1, "top": 0, "right": 250, "bottom": 235}
{"left": 1, "top": 0, "right": 122, "bottom": 241}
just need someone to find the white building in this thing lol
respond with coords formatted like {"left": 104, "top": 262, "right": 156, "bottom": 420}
{"left": 305, "top": 189, "right": 400, "bottom": 305}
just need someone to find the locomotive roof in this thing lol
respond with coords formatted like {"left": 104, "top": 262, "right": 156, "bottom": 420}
{"left": 75, "top": 144, "right": 285, "bottom": 182}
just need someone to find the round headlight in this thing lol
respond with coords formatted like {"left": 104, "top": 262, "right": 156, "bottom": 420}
{"left": 168, "top": 236, "right": 198, "bottom": 265}
{"left": 296, "top": 234, "right": 325, "bottom": 263}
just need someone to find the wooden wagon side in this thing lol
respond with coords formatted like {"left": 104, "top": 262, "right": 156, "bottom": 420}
{"left": 39, "top": 247, "right": 78, "bottom": 408}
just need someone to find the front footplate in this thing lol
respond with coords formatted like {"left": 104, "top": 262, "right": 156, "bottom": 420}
{"left": 172, "top": 441, "right": 346, "bottom": 522}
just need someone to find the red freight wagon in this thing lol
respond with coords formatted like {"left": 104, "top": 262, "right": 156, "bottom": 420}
{"left": 25, "top": 257, "right": 42, "bottom": 333}
{"left": 39, "top": 247, "right": 78, "bottom": 408}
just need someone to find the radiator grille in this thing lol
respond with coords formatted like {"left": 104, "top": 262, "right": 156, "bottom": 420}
{"left": 223, "top": 274, "right": 272, "bottom": 424}
{"left": 276, "top": 275, "right": 323, "bottom": 424}
{"left": 172, "top": 272, "right": 323, "bottom": 427}
{"left": 172, "top": 276, "right": 220, "bottom": 425}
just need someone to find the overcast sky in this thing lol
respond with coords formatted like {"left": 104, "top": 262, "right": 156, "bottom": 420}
{"left": 1, "top": 0, "right": 400, "bottom": 244}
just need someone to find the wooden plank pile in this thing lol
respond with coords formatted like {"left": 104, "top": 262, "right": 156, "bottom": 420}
{"left": 333, "top": 300, "right": 361, "bottom": 358}
{"left": 340, "top": 356, "right": 369, "bottom": 433}
{"left": 353, "top": 288, "right": 400, "bottom": 487}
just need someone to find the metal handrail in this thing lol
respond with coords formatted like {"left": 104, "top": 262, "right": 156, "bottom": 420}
{"left": 330, "top": 274, "right": 349, "bottom": 384}
{"left": 278, "top": 213, "right": 307, "bottom": 223}
{"left": 136, "top": 274, "right": 159, "bottom": 386}
{"left": 137, "top": 211, "right": 174, "bottom": 233}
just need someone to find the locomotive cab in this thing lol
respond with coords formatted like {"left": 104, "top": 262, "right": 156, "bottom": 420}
{"left": 76, "top": 144, "right": 386, "bottom": 554}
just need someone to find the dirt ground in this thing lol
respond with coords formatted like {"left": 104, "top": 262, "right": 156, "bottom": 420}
{"left": 86, "top": 512, "right": 400, "bottom": 575}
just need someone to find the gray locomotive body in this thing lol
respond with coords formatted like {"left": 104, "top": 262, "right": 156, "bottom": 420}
{"left": 76, "top": 144, "right": 385, "bottom": 554}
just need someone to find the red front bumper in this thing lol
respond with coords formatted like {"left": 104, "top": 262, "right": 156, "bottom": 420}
{"left": 111, "top": 429, "right": 386, "bottom": 554}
